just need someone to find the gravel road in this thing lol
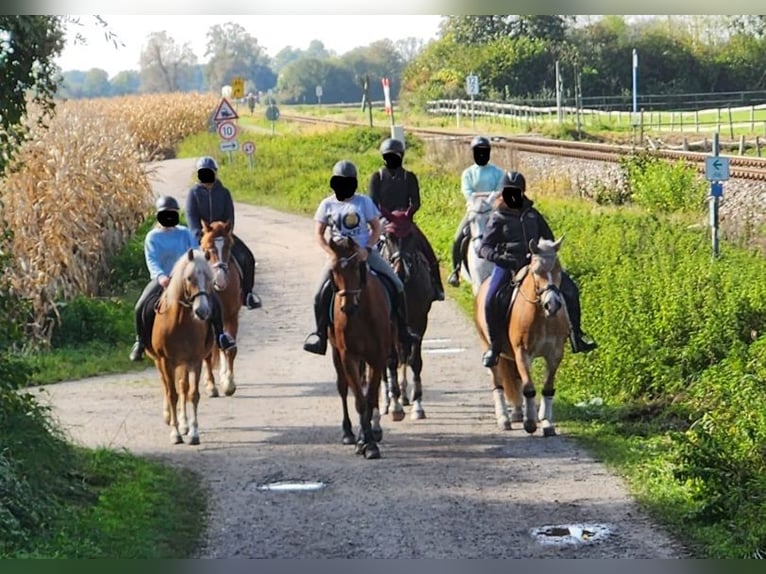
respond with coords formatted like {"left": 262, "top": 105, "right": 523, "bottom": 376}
{"left": 38, "top": 158, "right": 691, "bottom": 558}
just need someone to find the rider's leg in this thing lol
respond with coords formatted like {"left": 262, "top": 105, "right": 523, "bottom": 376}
{"left": 482, "top": 265, "right": 512, "bottom": 368}
{"left": 130, "top": 279, "right": 162, "bottom": 361}
{"left": 231, "top": 234, "right": 261, "bottom": 309}
{"left": 447, "top": 214, "right": 470, "bottom": 287}
{"left": 303, "top": 270, "right": 333, "bottom": 355}
{"left": 412, "top": 226, "right": 444, "bottom": 301}
{"left": 367, "top": 250, "right": 418, "bottom": 361}
{"left": 560, "top": 272, "right": 597, "bottom": 353}
{"left": 209, "top": 293, "right": 236, "bottom": 351}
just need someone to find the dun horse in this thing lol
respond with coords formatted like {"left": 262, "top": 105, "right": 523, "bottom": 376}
{"left": 475, "top": 237, "right": 569, "bottom": 436}
{"left": 144, "top": 249, "right": 215, "bottom": 445}
{"left": 199, "top": 220, "right": 240, "bottom": 397}
{"left": 379, "top": 209, "right": 433, "bottom": 420}
{"left": 328, "top": 236, "right": 396, "bottom": 459}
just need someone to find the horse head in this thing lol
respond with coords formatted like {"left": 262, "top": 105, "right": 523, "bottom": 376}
{"left": 329, "top": 236, "right": 367, "bottom": 316}
{"left": 166, "top": 248, "right": 215, "bottom": 321}
{"left": 527, "top": 236, "right": 565, "bottom": 318}
{"left": 466, "top": 192, "right": 494, "bottom": 243}
{"left": 200, "top": 219, "right": 234, "bottom": 291}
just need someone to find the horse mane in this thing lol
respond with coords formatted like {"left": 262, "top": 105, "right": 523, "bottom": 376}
{"left": 165, "top": 249, "right": 211, "bottom": 302}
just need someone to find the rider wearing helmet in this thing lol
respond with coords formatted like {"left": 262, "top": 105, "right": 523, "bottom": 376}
{"left": 446, "top": 136, "right": 506, "bottom": 288}
{"left": 185, "top": 156, "right": 262, "bottom": 310}
{"left": 302, "top": 159, "right": 418, "bottom": 358}
{"left": 478, "top": 171, "right": 597, "bottom": 368}
{"left": 129, "top": 194, "right": 236, "bottom": 362}
{"left": 367, "top": 137, "right": 445, "bottom": 302}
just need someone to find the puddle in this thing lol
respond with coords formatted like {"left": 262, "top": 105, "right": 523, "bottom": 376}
{"left": 530, "top": 523, "right": 612, "bottom": 546}
{"left": 256, "top": 480, "right": 326, "bottom": 492}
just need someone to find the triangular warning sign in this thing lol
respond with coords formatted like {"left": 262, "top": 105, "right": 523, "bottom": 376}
{"left": 213, "top": 98, "right": 239, "bottom": 122}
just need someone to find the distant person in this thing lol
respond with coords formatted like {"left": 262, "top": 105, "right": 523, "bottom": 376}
{"left": 246, "top": 92, "right": 256, "bottom": 115}
{"left": 446, "top": 136, "right": 505, "bottom": 288}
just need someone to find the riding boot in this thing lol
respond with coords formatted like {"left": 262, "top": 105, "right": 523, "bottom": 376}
{"left": 303, "top": 280, "right": 333, "bottom": 355}
{"left": 210, "top": 295, "right": 237, "bottom": 351}
{"left": 129, "top": 301, "right": 146, "bottom": 362}
{"left": 482, "top": 296, "right": 507, "bottom": 368}
{"left": 560, "top": 274, "right": 598, "bottom": 354}
{"left": 129, "top": 336, "right": 145, "bottom": 362}
{"left": 395, "top": 291, "right": 419, "bottom": 361}
{"left": 447, "top": 236, "right": 461, "bottom": 287}
{"left": 431, "top": 265, "right": 445, "bottom": 301}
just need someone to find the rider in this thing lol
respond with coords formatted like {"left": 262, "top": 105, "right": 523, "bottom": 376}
{"left": 129, "top": 195, "right": 236, "bottom": 362}
{"left": 478, "top": 171, "right": 598, "bottom": 368}
{"left": 446, "top": 136, "right": 506, "bottom": 288}
{"left": 184, "top": 156, "right": 262, "bottom": 310}
{"left": 302, "top": 159, "right": 417, "bottom": 358}
{"left": 367, "top": 137, "right": 445, "bottom": 302}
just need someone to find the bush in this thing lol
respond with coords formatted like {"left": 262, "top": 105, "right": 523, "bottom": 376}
{"left": 620, "top": 153, "right": 707, "bottom": 212}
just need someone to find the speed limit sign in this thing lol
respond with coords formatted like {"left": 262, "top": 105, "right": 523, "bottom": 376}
{"left": 217, "top": 120, "right": 238, "bottom": 141}
{"left": 242, "top": 141, "right": 255, "bottom": 155}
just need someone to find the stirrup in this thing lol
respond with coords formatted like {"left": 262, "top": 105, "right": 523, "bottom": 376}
{"left": 218, "top": 333, "right": 237, "bottom": 351}
{"left": 129, "top": 341, "right": 145, "bottom": 362}
{"left": 303, "top": 333, "right": 327, "bottom": 355}
{"left": 447, "top": 271, "right": 460, "bottom": 287}
{"left": 482, "top": 349, "right": 500, "bottom": 368}
{"left": 570, "top": 332, "right": 598, "bottom": 354}
{"left": 245, "top": 292, "right": 262, "bottom": 309}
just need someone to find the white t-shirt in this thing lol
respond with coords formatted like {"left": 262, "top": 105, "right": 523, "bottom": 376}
{"left": 314, "top": 193, "right": 381, "bottom": 248}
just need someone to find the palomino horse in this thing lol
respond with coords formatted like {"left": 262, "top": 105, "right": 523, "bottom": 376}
{"left": 144, "top": 249, "right": 215, "bottom": 445}
{"left": 462, "top": 192, "right": 495, "bottom": 296}
{"left": 379, "top": 209, "right": 432, "bottom": 420}
{"left": 199, "top": 220, "right": 240, "bottom": 398}
{"left": 474, "top": 237, "right": 569, "bottom": 436}
{"left": 327, "top": 236, "right": 396, "bottom": 459}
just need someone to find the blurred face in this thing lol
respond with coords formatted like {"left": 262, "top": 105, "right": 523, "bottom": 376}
{"left": 383, "top": 152, "right": 402, "bottom": 169}
{"left": 473, "top": 147, "right": 490, "bottom": 166}
{"left": 197, "top": 168, "right": 216, "bottom": 184}
{"left": 331, "top": 176, "right": 357, "bottom": 201}
{"left": 502, "top": 187, "right": 523, "bottom": 209}
{"left": 157, "top": 209, "right": 180, "bottom": 227}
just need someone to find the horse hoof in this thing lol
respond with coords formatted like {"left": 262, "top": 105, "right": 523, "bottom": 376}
{"left": 207, "top": 387, "right": 219, "bottom": 398}
{"left": 391, "top": 410, "right": 405, "bottom": 422}
{"left": 355, "top": 442, "right": 366, "bottom": 455}
{"left": 402, "top": 396, "right": 411, "bottom": 406}
{"left": 372, "top": 428, "right": 383, "bottom": 442}
{"left": 511, "top": 412, "right": 524, "bottom": 423}
{"left": 364, "top": 445, "right": 381, "bottom": 460}
{"left": 543, "top": 426, "right": 556, "bottom": 438}
{"left": 412, "top": 410, "right": 426, "bottom": 420}
{"left": 224, "top": 386, "right": 236, "bottom": 397}
{"left": 171, "top": 435, "right": 183, "bottom": 445}
{"left": 189, "top": 435, "right": 201, "bottom": 445}
{"left": 342, "top": 434, "right": 355, "bottom": 445}
{"left": 502, "top": 420, "right": 512, "bottom": 431}
{"left": 524, "top": 420, "right": 537, "bottom": 434}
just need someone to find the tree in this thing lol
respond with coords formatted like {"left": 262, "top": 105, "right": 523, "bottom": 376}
{"left": 204, "top": 22, "right": 274, "bottom": 93}
{"left": 82, "top": 68, "right": 111, "bottom": 98}
{"left": 139, "top": 31, "right": 197, "bottom": 93}
{"left": 110, "top": 70, "right": 141, "bottom": 96}
{"left": 339, "top": 40, "right": 405, "bottom": 99}
{"left": 394, "top": 37, "right": 426, "bottom": 65}
{"left": 276, "top": 58, "right": 357, "bottom": 104}
{"left": 0, "top": 16, "right": 66, "bottom": 175}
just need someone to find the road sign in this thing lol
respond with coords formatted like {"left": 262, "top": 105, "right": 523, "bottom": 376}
{"left": 315, "top": 85, "right": 323, "bottom": 98}
{"left": 216, "top": 120, "right": 238, "bottom": 141}
{"left": 242, "top": 141, "right": 255, "bottom": 155}
{"left": 705, "top": 156, "right": 730, "bottom": 181}
{"left": 213, "top": 98, "right": 239, "bottom": 122}
{"left": 231, "top": 77, "right": 245, "bottom": 99}
{"left": 710, "top": 182, "right": 723, "bottom": 198}
{"left": 465, "top": 74, "right": 479, "bottom": 96}
{"left": 219, "top": 140, "right": 239, "bottom": 152}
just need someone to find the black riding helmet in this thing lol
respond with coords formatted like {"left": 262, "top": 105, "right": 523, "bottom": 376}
{"left": 330, "top": 160, "right": 358, "bottom": 198}
{"left": 155, "top": 195, "right": 180, "bottom": 212}
{"left": 502, "top": 171, "right": 526, "bottom": 192}
{"left": 380, "top": 138, "right": 405, "bottom": 156}
{"left": 470, "top": 136, "right": 491, "bottom": 149}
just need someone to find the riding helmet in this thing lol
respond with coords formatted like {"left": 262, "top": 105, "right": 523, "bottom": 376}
{"left": 155, "top": 195, "right": 180, "bottom": 212}
{"left": 380, "top": 138, "right": 405, "bottom": 156}
{"left": 196, "top": 156, "right": 219, "bottom": 172}
{"left": 470, "top": 135, "right": 491, "bottom": 149}
{"left": 502, "top": 171, "right": 526, "bottom": 192}
{"left": 331, "top": 159, "right": 357, "bottom": 178}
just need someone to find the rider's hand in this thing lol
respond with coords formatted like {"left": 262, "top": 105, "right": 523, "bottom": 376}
{"left": 159, "top": 275, "right": 170, "bottom": 288}
{"left": 358, "top": 246, "right": 370, "bottom": 263}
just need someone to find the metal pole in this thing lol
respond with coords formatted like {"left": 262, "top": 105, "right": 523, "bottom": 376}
{"left": 711, "top": 132, "right": 720, "bottom": 258}
{"left": 555, "top": 60, "right": 562, "bottom": 125}
{"left": 471, "top": 94, "right": 475, "bottom": 129}
{"left": 632, "top": 49, "right": 638, "bottom": 116}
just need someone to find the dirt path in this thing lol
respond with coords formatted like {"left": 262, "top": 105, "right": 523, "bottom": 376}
{"left": 39, "top": 158, "right": 690, "bottom": 558}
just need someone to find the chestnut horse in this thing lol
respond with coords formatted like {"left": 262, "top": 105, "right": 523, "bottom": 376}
{"left": 145, "top": 249, "right": 215, "bottom": 445}
{"left": 378, "top": 209, "right": 432, "bottom": 420}
{"left": 475, "top": 237, "right": 569, "bottom": 436}
{"left": 199, "top": 220, "right": 240, "bottom": 398}
{"left": 327, "top": 236, "right": 396, "bottom": 459}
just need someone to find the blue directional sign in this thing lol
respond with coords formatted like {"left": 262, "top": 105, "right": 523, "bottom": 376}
{"left": 705, "top": 156, "right": 730, "bottom": 181}
{"left": 710, "top": 182, "right": 723, "bottom": 197}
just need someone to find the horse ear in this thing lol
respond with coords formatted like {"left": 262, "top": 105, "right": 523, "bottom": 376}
{"left": 224, "top": 221, "right": 232, "bottom": 234}
{"left": 201, "top": 219, "right": 210, "bottom": 232}
{"left": 553, "top": 235, "right": 564, "bottom": 251}
{"left": 528, "top": 238, "right": 539, "bottom": 254}
{"left": 187, "top": 248, "right": 195, "bottom": 261}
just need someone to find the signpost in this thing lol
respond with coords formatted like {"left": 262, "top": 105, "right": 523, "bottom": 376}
{"left": 216, "top": 120, "right": 238, "bottom": 141}
{"left": 242, "top": 141, "right": 256, "bottom": 170}
{"left": 704, "top": 133, "right": 728, "bottom": 258}
{"left": 465, "top": 73, "right": 479, "bottom": 128}
{"left": 231, "top": 76, "right": 245, "bottom": 100}
{"left": 315, "top": 85, "right": 323, "bottom": 106}
{"left": 213, "top": 97, "right": 240, "bottom": 162}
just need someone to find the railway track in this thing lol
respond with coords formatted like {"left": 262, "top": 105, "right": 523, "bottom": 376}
{"left": 281, "top": 113, "right": 766, "bottom": 181}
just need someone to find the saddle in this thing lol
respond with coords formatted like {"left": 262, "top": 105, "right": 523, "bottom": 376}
{"left": 491, "top": 265, "right": 530, "bottom": 321}
{"left": 327, "top": 266, "right": 397, "bottom": 325}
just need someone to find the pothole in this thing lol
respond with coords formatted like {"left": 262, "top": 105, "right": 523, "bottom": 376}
{"left": 256, "top": 480, "right": 327, "bottom": 492}
{"left": 530, "top": 523, "right": 612, "bottom": 545}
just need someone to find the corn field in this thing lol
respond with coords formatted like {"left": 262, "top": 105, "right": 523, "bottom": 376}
{"left": 0, "top": 92, "right": 217, "bottom": 345}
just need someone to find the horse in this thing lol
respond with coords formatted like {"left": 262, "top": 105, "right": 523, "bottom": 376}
{"left": 474, "top": 237, "right": 570, "bottom": 436}
{"left": 461, "top": 192, "right": 495, "bottom": 296}
{"left": 199, "top": 220, "right": 240, "bottom": 398}
{"left": 144, "top": 249, "right": 216, "bottom": 445}
{"left": 327, "top": 235, "right": 396, "bottom": 459}
{"left": 378, "top": 209, "right": 433, "bottom": 420}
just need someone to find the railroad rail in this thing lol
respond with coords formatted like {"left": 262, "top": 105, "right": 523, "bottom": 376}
{"left": 281, "top": 113, "right": 766, "bottom": 181}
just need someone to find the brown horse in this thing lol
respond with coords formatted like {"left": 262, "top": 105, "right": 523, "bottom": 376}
{"left": 145, "top": 249, "right": 215, "bottom": 445}
{"left": 379, "top": 209, "right": 433, "bottom": 420}
{"left": 199, "top": 220, "right": 240, "bottom": 398}
{"left": 475, "top": 237, "right": 570, "bottom": 436}
{"left": 327, "top": 236, "right": 396, "bottom": 459}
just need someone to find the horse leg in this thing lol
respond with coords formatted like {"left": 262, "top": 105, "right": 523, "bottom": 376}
{"left": 333, "top": 349, "right": 355, "bottom": 445}
{"left": 386, "top": 349, "right": 405, "bottom": 422}
{"left": 360, "top": 365, "right": 383, "bottom": 460}
{"left": 204, "top": 354, "right": 219, "bottom": 398}
{"left": 220, "top": 346, "right": 237, "bottom": 397}
{"left": 187, "top": 363, "right": 202, "bottom": 445}
{"left": 409, "top": 339, "right": 426, "bottom": 420}
{"left": 489, "top": 359, "right": 515, "bottom": 430}
{"left": 158, "top": 359, "right": 183, "bottom": 444}
{"left": 381, "top": 364, "right": 391, "bottom": 415}
{"left": 538, "top": 355, "right": 562, "bottom": 438}
{"left": 399, "top": 362, "right": 409, "bottom": 407}
{"left": 514, "top": 350, "right": 538, "bottom": 435}
{"left": 177, "top": 366, "right": 190, "bottom": 437}
{"left": 504, "top": 359, "right": 524, "bottom": 424}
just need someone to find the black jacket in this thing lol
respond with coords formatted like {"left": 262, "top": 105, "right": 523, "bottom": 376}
{"left": 478, "top": 197, "right": 554, "bottom": 270}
